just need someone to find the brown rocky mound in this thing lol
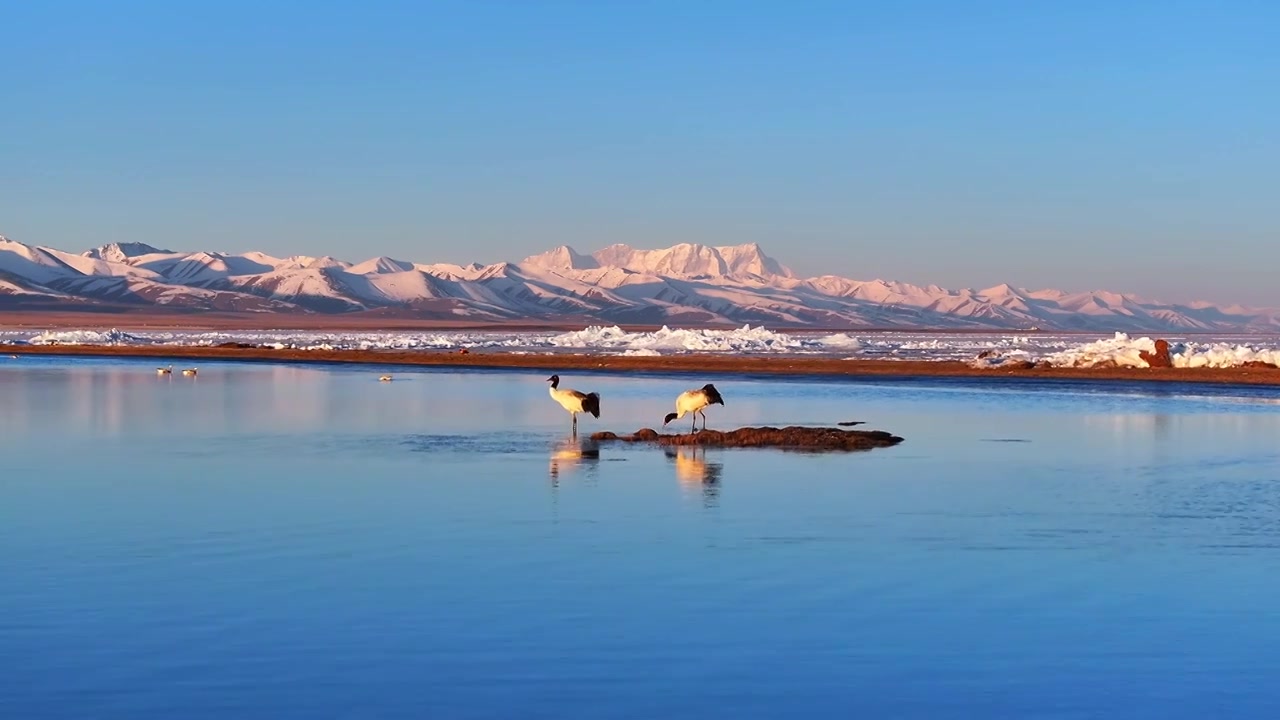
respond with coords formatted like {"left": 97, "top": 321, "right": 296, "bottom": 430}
{"left": 1139, "top": 339, "right": 1172, "bottom": 368}
{"left": 591, "top": 426, "right": 904, "bottom": 451}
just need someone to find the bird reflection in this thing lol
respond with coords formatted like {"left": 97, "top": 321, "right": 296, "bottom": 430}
{"left": 665, "top": 446, "right": 722, "bottom": 507}
{"left": 1154, "top": 412, "right": 1171, "bottom": 442}
{"left": 548, "top": 435, "right": 601, "bottom": 485}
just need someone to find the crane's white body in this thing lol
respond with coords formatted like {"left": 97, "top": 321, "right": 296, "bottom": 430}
{"left": 547, "top": 375, "right": 600, "bottom": 434}
{"left": 664, "top": 384, "right": 725, "bottom": 433}
{"left": 549, "top": 385, "right": 591, "bottom": 414}
{"left": 671, "top": 390, "right": 712, "bottom": 420}
{"left": 182, "top": 368, "right": 197, "bottom": 377}
{"left": 157, "top": 365, "right": 172, "bottom": 375}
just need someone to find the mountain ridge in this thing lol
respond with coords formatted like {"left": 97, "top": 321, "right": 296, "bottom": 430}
{"left": 1, "top": 234, "right": 1275, "bottom": 331}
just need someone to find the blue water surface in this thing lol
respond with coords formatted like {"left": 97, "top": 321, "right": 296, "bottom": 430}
{"left": 2, "top": 356, "right": 1280, "bottom": 719}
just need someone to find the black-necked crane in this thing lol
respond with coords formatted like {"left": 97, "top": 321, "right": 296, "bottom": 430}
{"left": 547, "top": 375, "right": 600, "bottom": 434}
{"left": 157, "top": 364, "right": 173, "bottom": 376}
{"left": 663, "top": 383, "right": 724, "bottom": 433}
{"left": 181, "top": 367, "right": 198, "bottom": 377}
{"left": 379, "top": 374, "right": 393, "bottom": 382}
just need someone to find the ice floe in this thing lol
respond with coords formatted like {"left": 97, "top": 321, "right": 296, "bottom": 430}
{"left": 549, "top": 325, "right": 807, "bottom": 353}
{"left": 26, "top": 328, "right": 145, "bottom": 345}
{"left": 1039, "top": 332, "right": 1280, "bottom": 369}
{"left": 2, "top": 326, "right": 1277, "bottom": 367}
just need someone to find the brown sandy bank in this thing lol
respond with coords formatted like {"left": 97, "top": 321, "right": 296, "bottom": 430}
{"left": 4, "top": 344, "right": 1280, "bottom": 386}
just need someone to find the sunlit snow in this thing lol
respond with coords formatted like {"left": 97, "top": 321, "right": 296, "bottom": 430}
{"left": 5, "top": 326, "right": 1279, "bottom": 367}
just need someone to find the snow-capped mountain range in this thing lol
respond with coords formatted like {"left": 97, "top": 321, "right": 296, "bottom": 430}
{"left": 1, "top": 234, "right": 1276, "bottom": 331}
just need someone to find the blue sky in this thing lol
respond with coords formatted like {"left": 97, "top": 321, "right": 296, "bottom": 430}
{"left": 3, "top": 0, "right": 1276, "bottom": 304}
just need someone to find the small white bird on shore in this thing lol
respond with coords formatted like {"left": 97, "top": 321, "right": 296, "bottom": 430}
{"left": 157, "top": 365, "right": 173, "bottom": 375}
{"left": 181, "top": 368, "right": 197, "bottom": 377}
{"left": 663, "top": 383, "right": 725, "bottom": 433}
{"left": 547, "top": 375, "right": 600, "bottom": 434}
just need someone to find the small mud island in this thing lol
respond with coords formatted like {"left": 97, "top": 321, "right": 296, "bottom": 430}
{"left": 592, "top": 426, "right": 904, "bottom": 451}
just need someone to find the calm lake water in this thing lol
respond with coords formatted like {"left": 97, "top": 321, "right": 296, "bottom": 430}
{"left": 3, "top": 357, "right": 1280, "bottom": 719}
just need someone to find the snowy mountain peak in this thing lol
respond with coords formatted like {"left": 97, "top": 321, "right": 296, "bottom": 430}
{"left": 589, "top": 244, "right": 639, "bottom": 269}
{"left": 635, "top": 243, "right": 727, "bottom": 277}
{"left": 304, "top": 256, "right": 349, "bottom": 270}
{"left": 2, "top": 231, "right": 1277, "bottom": 331}
{"left": 349, "top": 256, "right": 415, "bottom": 274}
{"left": 586, "top": 242, "right": 791, "bottom": 280}
{"left": 716, "top": 242, "right": 794, "bottom": 279}
{"left": 522, "top": 245, "right": 599, "bottom": 272}
{"left": 82, "top": 242, "right": 171, "bottom": 263}
{"left": 979, "top": 283, "right": 1021, "bottom": 297}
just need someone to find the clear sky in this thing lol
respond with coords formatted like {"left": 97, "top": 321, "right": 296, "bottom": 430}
{"left": 3, "top": 0, "right": 1277, "bottom": 305}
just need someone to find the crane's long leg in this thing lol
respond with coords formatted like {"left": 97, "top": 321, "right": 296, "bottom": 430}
{"left": 699, "top": 410, "right": 707, "bottom": 431}
{"left": 691, "top": 413, "right": 698, "bottom": 434}
{"left": 572, "top": 412, "right": 578, "bottom": 436}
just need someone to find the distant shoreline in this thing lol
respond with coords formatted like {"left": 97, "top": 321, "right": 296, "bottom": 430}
{"left": 6, "top": 344, "right": 1280, "bottom": 387}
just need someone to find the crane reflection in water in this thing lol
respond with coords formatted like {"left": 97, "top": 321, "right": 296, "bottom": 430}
{"left": 548, "top": 435, "right": 601, "bottom": 485}
{"left": 546, "top": 436, "right": 723, "bottom": 508}
{"left": 664, "top": 445, "right": 722, "bottom": 507}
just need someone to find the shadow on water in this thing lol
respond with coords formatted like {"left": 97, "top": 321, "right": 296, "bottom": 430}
{"left": 664, "top": 445, "right": 723, "bottom": 508}
{"left": 548, "top": 435, "right": 601, "bottom": 485}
